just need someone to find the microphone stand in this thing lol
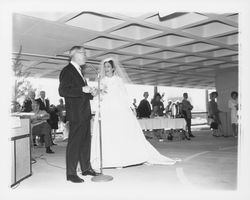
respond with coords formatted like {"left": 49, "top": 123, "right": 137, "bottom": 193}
{"left": 87, "top": 64, "right": 113, "bottom": 182}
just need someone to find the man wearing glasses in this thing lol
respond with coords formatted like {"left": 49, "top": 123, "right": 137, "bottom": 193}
{"left": 59, "top": 46, "right": 97, "bottom": 183}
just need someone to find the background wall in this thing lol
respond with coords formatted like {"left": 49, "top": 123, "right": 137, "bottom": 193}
{"left": 215, "top": 68, "right": 238, "bottom": 136}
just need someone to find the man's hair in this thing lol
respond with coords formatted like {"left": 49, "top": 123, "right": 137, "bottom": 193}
{"left": 154, "top": 93, "right": 161, "bottom": 99}
{"left": 28, "top": 90, "right": 35, "bottom": 96}
{"left": 231, "top": 91, "right": 238, "bottom": 98}
{"left": 34, "top": 99, "right": 41, "bottom": 108}
{"left": 69, "top": 46, "right": 85, "bottom": 59}
{"left": 212, "top": 91, "right": 218, "bottom": 98}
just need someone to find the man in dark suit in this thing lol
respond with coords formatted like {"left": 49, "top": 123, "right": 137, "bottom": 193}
{"left": 36, "top": 91, "right": 50, "bottom": 112}
{"left": 182, "top": 93, "right": 195, "bottom": 138}
{"left": 59, "top": 46, "right": 97, "bottom": 183}
{"left": 36, "top": 90, "right": 52, "bottom": 145}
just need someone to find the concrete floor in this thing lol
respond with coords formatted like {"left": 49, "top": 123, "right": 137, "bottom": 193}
{"left": 9, "top": 130, "right": 238, "bottom": 199}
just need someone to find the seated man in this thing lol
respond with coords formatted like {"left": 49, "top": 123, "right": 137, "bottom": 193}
{"left": 30, "top": 100, "right": 54, "bottom": 154}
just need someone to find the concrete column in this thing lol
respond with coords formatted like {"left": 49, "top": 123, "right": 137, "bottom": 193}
{"left": 215, "top": 68, "right": 238, "bottom": 136}
{"left": 154, "top": 86, "right": 158, "bottom": 95}
{"left": 205, "top": 90, "right": 209, "bottom": 124}
{"left": 205, "top": 90, "right": 209, "bottom": 113}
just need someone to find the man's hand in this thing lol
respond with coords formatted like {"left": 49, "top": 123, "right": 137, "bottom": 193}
{"left": 82, "top": 86, "right": 93, "bottom": 93}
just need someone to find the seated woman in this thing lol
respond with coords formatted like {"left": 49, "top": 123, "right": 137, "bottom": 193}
{"left": 30, "top": 100, "right": 54, "bottom": 154}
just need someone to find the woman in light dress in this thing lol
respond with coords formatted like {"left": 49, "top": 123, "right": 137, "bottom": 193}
{"left": 90, "top": 58, "right": 179, "bottom": 170}
{"left": 228, "top": 91, "right": 238, "bottom": 137}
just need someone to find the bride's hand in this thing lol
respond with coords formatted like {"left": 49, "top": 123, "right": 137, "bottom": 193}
{"left": 95, "top": 84, "right": 107, "bottom": 95}
{"left": 91, "top": 88, "right": 98, "bottom": 96}
{"left": 100, "top": 88, "right": 107, "bottom": 94}
{"left": 90, "top": 87, "right": 107, "bottom": 97}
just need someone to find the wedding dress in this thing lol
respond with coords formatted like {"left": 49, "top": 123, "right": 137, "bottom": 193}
{"left": 91, "top": 75, "right": 178, "bottom": 170}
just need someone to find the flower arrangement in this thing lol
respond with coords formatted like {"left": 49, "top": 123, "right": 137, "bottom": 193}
{"left": 11, "top": 46, "right": 36, "bottom": 112}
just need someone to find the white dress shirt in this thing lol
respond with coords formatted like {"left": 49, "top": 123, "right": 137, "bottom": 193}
{"left": 70, "top": 61, "right": 85, "bottom": 80}
{"left": 70, "top": 61, "right": 90, "bottom": 93}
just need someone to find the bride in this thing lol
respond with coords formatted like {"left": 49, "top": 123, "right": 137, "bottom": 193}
{"left": 91, "top": 57, "right": 179, "bottom": 170}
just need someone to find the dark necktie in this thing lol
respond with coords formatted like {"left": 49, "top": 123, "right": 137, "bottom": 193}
{"left": 80, "top": 66, "right": 87, "bottom": 85}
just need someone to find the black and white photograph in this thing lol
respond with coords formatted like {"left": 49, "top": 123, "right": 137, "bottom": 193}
{"left": 1, "top": 0, "right": 250, "bottom": 199}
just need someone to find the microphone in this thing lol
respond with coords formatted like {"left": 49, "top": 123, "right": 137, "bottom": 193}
{"left": 85, "top": 67, "right": 113, "bottom": 182}
{"left": 85, "top": 63, "right": 102, "bottom": 94}
{"left": 86, "top": 63, "right": 99, "bottom": 78}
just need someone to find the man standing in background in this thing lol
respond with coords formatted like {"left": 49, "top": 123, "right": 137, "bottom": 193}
{"left": 37, "top": 90, "right": 50, "bottom": 112}
{"left": 182, "top": 93, "right": 195, "bottom": 138}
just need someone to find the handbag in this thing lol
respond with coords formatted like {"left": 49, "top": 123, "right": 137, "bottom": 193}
{"left": 210, "top": 121, "right": 218, "bottom": 129}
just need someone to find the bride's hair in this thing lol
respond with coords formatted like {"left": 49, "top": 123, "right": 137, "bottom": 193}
{"left": 99, "top": 57, "right": 132, "bottom": 84}
{"left": 104, "top": 59, "right": 115, "bottom": 72}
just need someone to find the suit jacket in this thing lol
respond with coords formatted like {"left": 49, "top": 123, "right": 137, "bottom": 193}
{"left": 22, "top": 99, "right": 33, "bottom": 112}
{"left": 182, "top": 99, "right": 193, "bottom": 119}
{"left": 58, "top": 63, "right": 93, "bottom": 122}
{"left": 137, "top": 99, "right": 151, "bottom": 118}
{"left": 36, "top": 98, "right": 50, "bottom": 112}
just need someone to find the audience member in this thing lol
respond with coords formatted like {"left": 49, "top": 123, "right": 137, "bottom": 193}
{"left": 48, "top": 104, "right": 59, "bottom": 142}
{"left": 21, "top": 90, "right": 38, "bottom": 145}
{"left": 36, "top": 90, "right": 51, "bottom": 144}
{"left": 228, "top": 91, "right": 238, "bottom": 137}
{"left": 176, "top": 102, "right": 185, "bottom": 118}
{"left": 208, "top": 92, "right": 222, "bottom": 137}
{"left": 36, "top": 90, "right": 50, "bottom": 112}
{"left": 137, "top": 92, "right": 151, "bottom": 118}
{"left": 151, "top": 93, "right": 164, "bottom": 116}
{"left": 11, "top": 101, "right": 21, "bottom": 113}
{"left": 131, "top": 98, "right": 138, "bottom": 116}
{"left": 57, "top": 98, "right": 66, "bottom": 123}
{"left": 182, "top": 93, "right": 195, "bottom": 137}
{"left": 170, "top": 102, "right": 177, "bottom": 118}
{"left": 165, "top": 100, "right": 172, "bottom": 117}
{"left": 175, "top": 101, "right": 180, "bottom": 116}
{"left": 30, "top": 100, "right": 54, "bottom": 154}
{"left": 22, "top": 90, "right": 36, "bottom": 112}
{"left": 56, "top": 98, "right": 67, "bottom": 135}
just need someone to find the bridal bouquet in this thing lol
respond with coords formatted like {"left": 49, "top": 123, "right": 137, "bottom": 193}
{"left": 91, "top": 83, "right": 107, "bottom": 97}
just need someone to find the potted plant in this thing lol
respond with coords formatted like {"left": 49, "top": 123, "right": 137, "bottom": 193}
{"left": 11, "top": 46, "right": 36, "bottom": 113}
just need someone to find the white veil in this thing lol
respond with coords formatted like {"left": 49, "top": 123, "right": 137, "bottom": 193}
{"left": 99, "top": 57, "right": 132, "bottom": 84}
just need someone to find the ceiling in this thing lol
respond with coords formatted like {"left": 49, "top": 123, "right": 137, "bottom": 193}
{"left": 12, "top": 11, "right": 238, "bottom": 89}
